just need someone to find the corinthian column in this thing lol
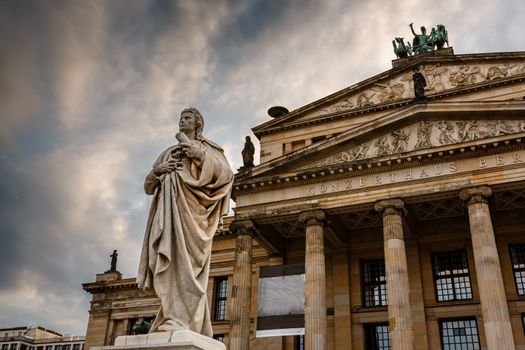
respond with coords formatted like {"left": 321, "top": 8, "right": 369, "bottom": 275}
{"left": 459, "top": 187, "right": 515, "bottom": 350}
{"left": 374, "top": 199, "right": 414, "bottom": 350}
{"left": 298, "top": 210, "right": 327, "bottom": 350}
{"left": 229, "top": 220, "right": 255, "bottom": 350}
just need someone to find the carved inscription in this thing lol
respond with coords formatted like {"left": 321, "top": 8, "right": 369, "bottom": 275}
{"left": 307, "top": 150, "right": 525, "bottom": 197}
{"left": 307, "top": 162, "right": 458, "bottom": 195}
{"left": 314, "top": 119, "right": 525, "bottom": 168}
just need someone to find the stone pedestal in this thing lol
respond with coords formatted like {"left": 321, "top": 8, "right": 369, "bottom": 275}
{"left": 459, "top": 186, "right": 516, "bottom": 350}
{"left": 92, "top": 331, "right": 225, "bottom": 350}
{"left": 374, "top": 199, "right": 415, "bottom": 350}
{"left": 298, "top": 210, "right": 327, "bottom": 350}
{"left": 229, "top": 220, "right": 255, "bottom": 350}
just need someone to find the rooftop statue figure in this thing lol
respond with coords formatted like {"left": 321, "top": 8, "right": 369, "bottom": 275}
{"left": 138, "top": 107, "right": 234, "bottom": 336}
{"left": 410, "top": 23, "right": 434, "bottom": 54}
{"left": 241, "top": 136, "right": 255, "bottom": 168}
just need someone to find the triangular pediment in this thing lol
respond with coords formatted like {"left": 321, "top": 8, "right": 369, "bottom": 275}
{"left": 254, "top": 51, "right": 525, "bottom": 137}
{"left": 238, "top": 101, "right": 525, "bottom": 182}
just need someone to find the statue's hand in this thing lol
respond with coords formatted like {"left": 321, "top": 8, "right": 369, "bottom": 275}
{"left": 179, "top": 142, "right": 205, "bottom": 161}
{"left": 152, "top": 160, "right": 177, "bottom": 176}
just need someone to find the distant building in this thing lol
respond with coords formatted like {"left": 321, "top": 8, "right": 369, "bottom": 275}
{"left": 83, "top": 47, "right": 525, "bottom": 349}
{"left": 0, "top": 327, "right": 84, "bottom": 350}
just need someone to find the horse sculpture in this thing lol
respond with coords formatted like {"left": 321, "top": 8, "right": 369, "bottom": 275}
{"left": 432, "top": 24, "right": 449, "bottom": 50}
{"left": 393, "top": 37, "right": 413, "bottom": 58}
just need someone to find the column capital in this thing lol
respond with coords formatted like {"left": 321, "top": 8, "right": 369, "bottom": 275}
{"left": 298, "top": 209, "right": 326, "bottom": 227}
{"left": 374, "top": 198, "right": 406, "bottom": 217}
{"left": 459, "top": 186, "right": 492, "bottom": 206}
{"left": 229, "top": 219, "right": 256, "bottom": 236}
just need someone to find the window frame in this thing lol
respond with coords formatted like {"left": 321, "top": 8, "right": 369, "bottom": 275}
{"left": 294, "top": 335, "right": 304, "bottom": 350}
{"left": 363, "top": 323, "right": 391, "bottom": 350}
{"left": 432, "top": 250, "right": 473, "bottom": 302}
{"left": 361, "top": 259, "right": 388, "bottom": 308}
{"left": 439, "top": 317, "right": 481, "bottom": 349}
{"left": 509, "top": 244, "right": 525, "bottom": 296}
{"left": 213, "top": 276, "right": 228, "bottom": 321}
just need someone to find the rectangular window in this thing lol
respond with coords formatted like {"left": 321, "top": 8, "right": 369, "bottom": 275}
{"left": 10, "top": 345, "right": 18, "bottom": 350}
{"left": 362, "top": 259, "right": 387, "bottom": 307}
{"left": 364, "top": 324, "right": 391, "bottom": 350}
{"left": 295, "top": 335, "right": 304, "bottom": 350}
{"left": 433, "top": 251, "right": 472, "bottom": 301}
{"left": 214, "top": 277, "right": 228, "bottom": 321}
{"left": 510, "top": 244, "right": 525, "bottom": 295}
{"left": 62, "top": 345, "right": 70, "bottom": 350}
{"left": 46, "top": 346, "right": 52, "bottom": 350}
{"left": 440, "top": 318, "right": 480, "bottom": 349}
{"left": 72, "top": 345, "right": 80, "bottom": 350}
{"left": 3, "top": 345, "right": 9, "bottom": 350}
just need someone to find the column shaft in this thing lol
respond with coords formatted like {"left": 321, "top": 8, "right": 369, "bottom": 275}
{"left": 460, "top": 187, "right": 515, "bottom": 350}
{"left": 300, "top": 210, "right": 327, "bottom": 350}
{"left": 229, "top": 221, "right": 254, "bottom": 350}
{"left": 375, "top": 199, "right": 414, "bottom": 350}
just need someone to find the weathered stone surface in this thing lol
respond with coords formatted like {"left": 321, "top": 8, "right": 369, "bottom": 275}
{"left": 299, "top": 210, "right": 327, "bottom": 350}
{"left": 460, "top": 186, "right": 516, "bottom": 350}
{"left": 375, "top": 199, "right": 415, "bottom": 350}
{"left": 229, "top": 220, "right": 255, "bottom": 350}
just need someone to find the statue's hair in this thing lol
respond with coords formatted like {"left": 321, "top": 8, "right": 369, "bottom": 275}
{"left": 180, "top": 107, "right": 204, "bottom": 138}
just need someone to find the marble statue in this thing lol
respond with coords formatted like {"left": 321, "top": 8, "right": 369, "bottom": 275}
{"left": 137, "top": 107, "right": 234, "bottom": 336}
{"left": 241, "top": 136, "right": 255, "bottom": 168}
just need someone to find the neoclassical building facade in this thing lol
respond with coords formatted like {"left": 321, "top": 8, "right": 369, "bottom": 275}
{"left": 84, "top": 48, "right": 525, "bottom": 350}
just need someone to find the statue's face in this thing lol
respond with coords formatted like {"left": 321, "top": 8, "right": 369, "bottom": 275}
{"left": 421, "top": 26, "right": 426, "bottom": 34}
{"left": 179, "top": 112, "right": 196, "bottom": 133}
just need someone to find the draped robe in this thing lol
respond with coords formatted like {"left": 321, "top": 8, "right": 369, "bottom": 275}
{"left": 137, "top": 138, "right": 233, "bottom": 335}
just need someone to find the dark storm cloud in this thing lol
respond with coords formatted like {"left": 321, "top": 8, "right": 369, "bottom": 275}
{"left": 1, "top": 0, "right": 525, "bottom": 336}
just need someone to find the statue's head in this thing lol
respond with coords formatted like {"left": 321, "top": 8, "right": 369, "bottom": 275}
{"left": 421, "top": 26, "right": 426, "bottom": 34}
{"left": 245, "top": 136, "right": 251, "bottom": 141}
{"left": 437, "top": 24, "right": 444, "bottom": 31}
{"left": 180, "top": 107, "right": 204, "bottom": 138}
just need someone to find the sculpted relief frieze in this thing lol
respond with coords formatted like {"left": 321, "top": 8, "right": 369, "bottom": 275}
{"left": 306, "top": 63, "right": 525, "bottom": 119}
{"left": 314, "top": 120, "right": 525, "bottom": 168}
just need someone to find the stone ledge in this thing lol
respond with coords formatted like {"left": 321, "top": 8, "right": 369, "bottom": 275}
{"left": 92, "top": 331, "right": 225, "bottom": 350}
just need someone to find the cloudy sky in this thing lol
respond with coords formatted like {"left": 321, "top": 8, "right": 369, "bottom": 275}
{"left": 1, "top": 0, "right": 524, "bottom": 337}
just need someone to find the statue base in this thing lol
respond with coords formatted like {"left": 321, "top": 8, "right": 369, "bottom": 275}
{"left": 91, "top": 331, "right": 225, "bottom": 350}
